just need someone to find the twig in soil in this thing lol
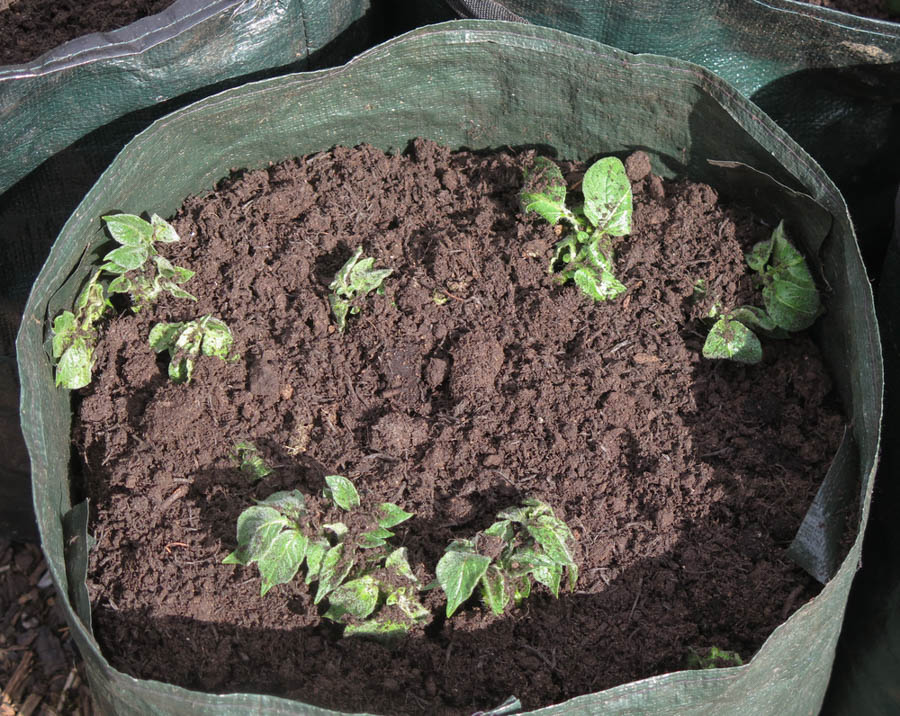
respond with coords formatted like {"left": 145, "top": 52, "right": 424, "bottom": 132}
{"left": 523, "top": 643, "right": 557, "bottom": 671}
{"left": 163, "top": 542, "right": 189, "bottom": 555}
{"left": 157, "top": 485, "right": 189, "bottom": 516}
{"left": 628, "top": 576, "right": 644, "bottom": 622}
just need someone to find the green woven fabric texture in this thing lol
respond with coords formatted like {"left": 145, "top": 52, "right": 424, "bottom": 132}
{"left": 448, "top": 0, "right": 900, "bottom": 275}
{"left": 17, "top": 20, "right": 882, "bottom": 715}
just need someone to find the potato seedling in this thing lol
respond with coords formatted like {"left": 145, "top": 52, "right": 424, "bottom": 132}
{"left": 703, "top": 222, "right": 820, "bottom": 364}
{"left": 521, "top": 155, "right": 631, "bottom": 301}
{"left": 101, "top": 213, "right": 196, "bottom": 311}
{"left": 436, "top": 498, "right": 578, "bottom": 617}
{"left": 148, "top": 315, "right": 237, "bottom": 382}
{"left": 224, "top": 476, "right": 426, "bottom": 641}
{"left": 51, "top": 270, "right": 109, "bottom": 389}
{"left": 329, "top": 246, "right": 393, "bottom": 332}
{"left": 686, "top": 646, "right": 743, "bottom": 669}
{"left": 231, "top": 441, "right": 272, "bottom": 481}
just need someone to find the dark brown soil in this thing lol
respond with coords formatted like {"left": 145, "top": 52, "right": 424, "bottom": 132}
{"left": 799, "top": 0, "right": 896, "bottom": 21}
{"left": 0, "top": 0, "right": 176, "bottom": 66}
{"left": 74, "top": 139, "right": 845, "bottom": 714}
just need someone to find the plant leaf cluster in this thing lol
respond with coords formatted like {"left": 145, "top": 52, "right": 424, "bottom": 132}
{"left": 231, "top": 441, "right": 272, "bottom": 482}
{"left": 521, "top": 156, "right": 631, "bottom": 302}
{"left": 329, "top": 246, "right": 393, "bottom": 332}
{"left": 51, "top": 212, "right": 196, "bottom": 389}
{"left": 703, "top": 222, "right": 820, "bottom": 364}
{"left": 51, "top": 271, "right": 109, "bottom": 389}
{"left": 436, "top": 498, "right": 578, "bottom": 617}
{"left": 101, "top": 214, "right": 196, "bottom": 311}
{"left": 148, "top": 315, "right": 237, "bottom": 382}
{"left": 686, "top": 646, "right": 743, "bottom": 669}
{"left": 223, "top": 476, "right": 425, "bottom": 640}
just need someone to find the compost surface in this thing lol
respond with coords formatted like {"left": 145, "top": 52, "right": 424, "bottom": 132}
{"left": 75, "top": 139, "right": 845, "bottom": 714}
{"left": 0, "top": 0, "right": 176, "bottom": 65}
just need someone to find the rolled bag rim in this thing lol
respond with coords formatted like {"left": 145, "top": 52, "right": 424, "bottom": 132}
{"left": 0, "top": 0, "right": 248, "bottom": 77}
{"left": 17, "top": 19, "right": 883, "bottom": 715}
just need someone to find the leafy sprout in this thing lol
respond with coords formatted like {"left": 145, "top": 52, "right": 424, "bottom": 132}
{"left": 51, "top": 270, "right": 110, "bottom": 389}
{"left": 329, "top": 247, "right": 393, "bottom": 332}
{"left": 224, "top": 476, "right": 425, "bottom": 642}
{"left": 436, "top": 498, "right": 578, "bottom": 617}
{"left": 521, "top": 155, "right": 631, "bottom": 302}
{"left": 231, "top": 441, "right": 272, "bottom": 482}
{"left": 703, "top": 222, "right": 820, "bottom": 364}
{"left": 101, "top": 213, "right": 196, "bottom": 311}
{"left": 148, "top": 315, "right": 238, "bottom": 382}
{"left": 686, "top": 646, "right": 743, "bottom": 669}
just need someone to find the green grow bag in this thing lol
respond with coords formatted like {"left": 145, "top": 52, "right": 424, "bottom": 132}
{"left": 0, "top": 0, "right": 376, "bottom": 539}
{"left": 18, "top": 20, "right": 882, "bottom": 715}
{"left": 447, "top": 0, "right": 900, "bottom": 275}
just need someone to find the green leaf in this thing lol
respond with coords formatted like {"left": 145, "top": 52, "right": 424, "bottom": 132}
{"left": 258, "top": 490, "right": 307, "bottom": 523}
{"left": 436, "top": 541, "right": 492, "bottom": 617}
{"left": 344, "top": 619, "right": 409, "bottom": 644}
{"left": 386, "top": 587, "right": 430, "bottom": 623}
{"left": 75, "top": 271, "right": 108, "bottom": 325}
{"left": 169, "top": 357, "right": 193, "bottom": 383}
{"left": 150, "top": 214, "right": 180, "bottom": 243}
{"left": 107, "top": 275, "right": 133, "bottom": 295}
{"left": 526, "top": 516, "right": 576, "bottom": 570}
{"left": 103, "top": 245, "right": 149, "bottom": 272}
{"left": 359, "top": 527, "right": 394, "bottom": 549}
{"left": 315, "top": 544, "right": 349, "bottom": 603}
{"left": 745, "top": 237, "right": 773, "bottom": 273}
{"left": 324, "top": 475, "right": 361, "bottom": 511}
{"left": 702, "top": 317, "right": 763, "bottom": 364}
{"left": 257, "top": 530, "right": 307, "bottom": 596}
{"left": 102, "top": 214, "right": 153, "bottom": 246}
{"left": 531, "top": 563, "right": 563, "bottom": 598}
{"left": 483, "top": 519, "right": 514, "bottom": 543}
{"left": 304, "top": 540, "right": 328, "bottom": 585}
{"left": 160, "top": 281, "right": 197, "bottom": 302}
{"left": 55, "top": 337, "right": 93, "bottom": 389}
{"left": 729, "top": 306, "right": 778, "bottom": 333}
{"left": 581, "top": 157, "right": 632, "bottom": 236}
{"left": 573, "top": 265, "right": 626, "bottom": 302}
{"left": 198, "top": 316, "right": 234, "bottom": 358}
{"left": 51, "top": 312, "right": 77, "bottom": 359}
{"left": 329, "top": 296, "right": 351, "bottom": 333}
{"left": 173, "top": 265, "right": 195, "bottom": 284}
{"left": 222, "top": 547, "right": 249, "bottom": 565}
{"left": 148, "top": 322, "right": 184, "bottom": 353}
{"left": 377, "top": 503, "right": 413, "bottom": 529}
{"left": 232, "top": 441, "right": 272, "bottom": 482}
{"left": 324, "top": 575, "right": 380, "bottom": 620}
{"left": 521, "top": 156, "right": 569, "bottom": 226}
{"left": 480, "top": 565, "right": 509, "bottom": 615}
{"left": 513, "top": 575, "right": 531, "bottom": 603}
{"left": 235, "top": 505, "right": 281, "bottom": 545}
{"left": 384, "top": 547, "right": 418, "bottom": 585}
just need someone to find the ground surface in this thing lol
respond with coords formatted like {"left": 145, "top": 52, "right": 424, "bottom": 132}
{"left": 66, "top": 140, "right": 846, "bottom": 714}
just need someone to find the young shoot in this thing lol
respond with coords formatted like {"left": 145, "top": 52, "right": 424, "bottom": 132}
{"left": 329, "top": 247, "right": 393, "bottom": 332}
{"left": 224, "top": 476, "right": 425, "bottom": 642}
{"left": 436, "top": 498, "right": 577, "bottom": 617}
{"left": 101, "top": 213, "right": 196, "bottom": 311}
{"left": 231, "top": 441, "right": 272, "bottom": 481}
{"left": 521, "top": 155, "right": 631, "bottom": 302}
{"left": 703, "top": 221, "right": 820, "bottom": 364}
{"left": 686, "top": 646, "right": 743, "bottom": 670}
{"left": 148, "top": 315, "right": 237, "bottom": 382}
{"left": 51, "top": 270, "right": 109, "bottom": 389}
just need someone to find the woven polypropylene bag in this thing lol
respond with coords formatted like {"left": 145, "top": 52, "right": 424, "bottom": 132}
{"left": 17, "top": 20, "right": 881, "bottom": 715}
{"left": 446, "top": 0, "right": 900, "bottom": 275}
{"left": 0, "top": 0, "right": 376, "bottom": 539}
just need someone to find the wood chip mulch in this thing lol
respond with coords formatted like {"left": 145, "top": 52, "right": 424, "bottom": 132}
{"left": 1, "top": 540, "right": 93, "bottom": 716}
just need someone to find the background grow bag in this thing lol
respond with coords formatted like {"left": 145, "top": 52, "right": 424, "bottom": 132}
{"left": 445, "top": 0, "right": 900, "bottom": 278}
{"left": 0, "top": 0, "right": 382, "bottom": 540}
{"left": 17, "top": 20, "right": 881, "bottom": 715}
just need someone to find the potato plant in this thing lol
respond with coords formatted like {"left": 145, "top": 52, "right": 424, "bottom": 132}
{"left": 521, "top": 155, "right": 631, "bottom": 301}
{"left": 148, "top": 315, "right": 237, "bottom": 383}
{"left": 329, "top": 246, "right": 393, "bottom": 332}
{"left": 703, "top": 221, "right": 820, "bottom": 364}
